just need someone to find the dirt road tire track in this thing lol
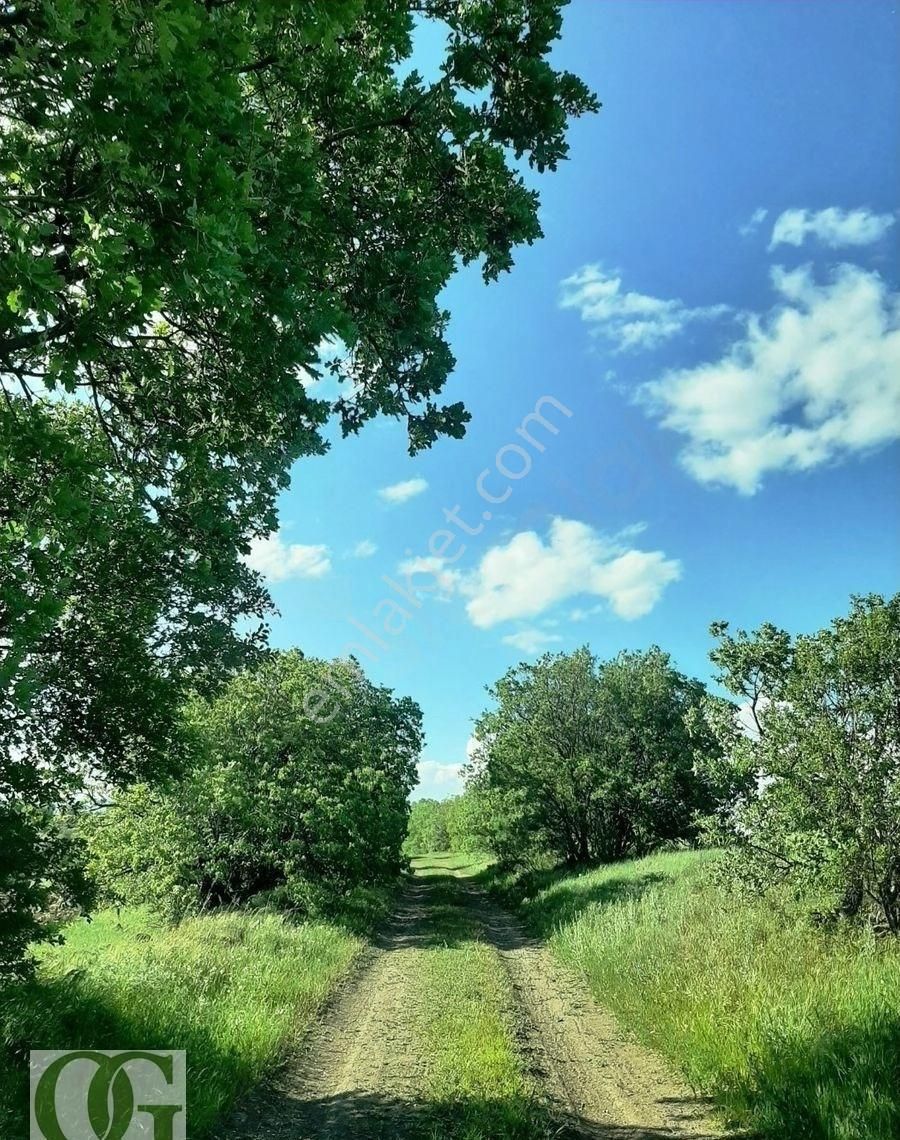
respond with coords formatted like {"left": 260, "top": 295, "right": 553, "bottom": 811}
{"left": 465, "top": 885, "right": 723, "bottom": 1139}
{"left": 223, "top": 874, "right": 725, "bottom": 1140}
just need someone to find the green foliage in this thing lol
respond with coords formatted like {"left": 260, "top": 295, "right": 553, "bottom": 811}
{"left": 482, "top": 850, "right": 900, "bottom": 1140}
{"left": 1, "top": 0, "right": 596, "bottom": 467}
{"left": 0, "top": 805, "right": 93, "bottom": 979}
{"left": 709, "top": 593, "right": 900, "bottom": 931}
{"left": 445, "top": 789, "right": 496, "bottom": 854}
{"left": 84, "top": 652, "right": 422, "bottom": 918}
{"left": 1, "top": 404, "right": 265, "bottom": 972}
{"left": 404, "top": 798, "right": 451, "bottom": 856}
{"left": 472, "top": 647, "right": 722, "bottom": 865}
{"left": 0, "top": 0, "right": 595, "bottom": 975}
{"left": 0, "top": 906, "right": 361, "bottom": 1138}
{"left": 403, "top": 789, "right": 499, "bottom": 856}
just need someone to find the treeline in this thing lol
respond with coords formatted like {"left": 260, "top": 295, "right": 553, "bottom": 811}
{"left": 450, "top": 593, "right": 900, "bottom": 933}
{"left": 404, "top": 794, "right": 486, "bottom": 857}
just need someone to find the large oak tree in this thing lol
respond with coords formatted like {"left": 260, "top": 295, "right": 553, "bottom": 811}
{"left": 0, "top": 0, "right": 596, "bottom": 970}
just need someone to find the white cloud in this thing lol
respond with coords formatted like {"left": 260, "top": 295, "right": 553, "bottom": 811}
{"left": 642, "top": 263, "right": 900, "bottom": 494}
{"left": 769, "top": 207, "right": 895, "bottom": 250}
{"left": 378, "top": 477, "right": 429, "bottom": 504}
{"left": 298, "top": 336, "right": 350, "bottom": 394}
{"left": 245, "top": 533, "right": 331, "bottom": 582}
{"left": 396, "top": 555, "right": 461, "bottom": 600}
{"left": 462, "top": 518, "right": 681, "bottom": 627}
{"left": 740, "top": 207, "right": 768, "bottom": 237}
{"left": 317, "top": 335, "right": 346, "bottom": 363}
{"left": 568, "top": 604, "right": 604, "bottom": 623}
{"left": 501, "top": 628, "right": 564, "bottom": 654}
{"left": 351, "top": 539, "right": 378, "bottom": 558}
{"left": 413, "top": 759, "right": 464, "bottom": 799}
{"left": 560, "top": 263, "right": 729, "bottom": 352}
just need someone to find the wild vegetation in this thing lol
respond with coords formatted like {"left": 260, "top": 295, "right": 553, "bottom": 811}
{"left": 404, "top": 794, "right": 490, "bottom": 857}
{"left": 482, "top": 850, "right": 900, "bottom": 1140}
{"left": 706, "top": 593, "right": 900, "bottom": 931}
{"left": 1, "top": 5, "right": 896, "bottom": 1140}
{"left": 82, "top": 652, "right": 422, "bottom": 921}
{"left": 468, "top": 594, "right": 900, "bottom": 932}
{"left": 466, "top": 646, "right": 727, "bottom": 865}
{"left": 0, "top": 905, "right": 367, "bottom": 1138}
{"left": 455, "top": 592, "right": 900, "bottom": 1140}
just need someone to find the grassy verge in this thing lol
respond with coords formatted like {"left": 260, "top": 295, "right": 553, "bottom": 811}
{"left": 410, "top": 854, "right": 546, "bottom": 1139}
{"left": 0, "top": 904, "right": 366, "bottom": 1137}
{"left": 481, "top": 849, "right": 900, "bottom": 1140}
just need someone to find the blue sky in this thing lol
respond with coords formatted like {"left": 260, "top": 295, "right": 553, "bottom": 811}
{"left": 249, "top": 1, "right": 900, "bottom": 799}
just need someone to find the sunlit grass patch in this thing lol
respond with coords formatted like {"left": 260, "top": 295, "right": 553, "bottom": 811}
{"left": 485, "top": 849, "right": 900, "bottom": 1140}
{"left": 0, "top": 906, "right": 361, "bottom": 1137}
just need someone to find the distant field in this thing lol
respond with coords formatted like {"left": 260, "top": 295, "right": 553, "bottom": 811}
{"left": 484, "top": 849, "right": 900, "bottom": 1140}
{"left": 0, "top": 906, "right": 362, "bottom": 1137}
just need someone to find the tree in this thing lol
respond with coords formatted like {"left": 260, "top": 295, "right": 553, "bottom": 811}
{"left": 472, "top": 647, "right": 720, "bottom": 865}
{"left": 445, "top": 789, "right": 494, "bottom": 853}
{"left": 403, "top": 799, "right": 450, "bottom": 856}
{"left": 83, "top": 653, "right": 423, "bottom": 919}
{"left": 2, "top": 404, "right": 266, "bottom": 971}
{"left": 1, "top": 0, "right": 596, "bottom": 593}
{"left": 709, "top": 594, "right": 900, "bottom": 932}
{"left": 1, "top": 0, "right": 596, "bottom": 971}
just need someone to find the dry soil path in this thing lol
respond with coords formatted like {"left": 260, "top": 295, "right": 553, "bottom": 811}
{"left": 223, "top": 867, "right": 724, "bottom": 1140}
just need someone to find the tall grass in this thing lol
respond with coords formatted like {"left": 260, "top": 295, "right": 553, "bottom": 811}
{"left": 485, "top": 849, "right": 900, "bottom": 1140}
{"left": 0, "top": 906, "right": 362, "bottom": 1137}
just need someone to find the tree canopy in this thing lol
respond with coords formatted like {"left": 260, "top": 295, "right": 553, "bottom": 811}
{"left": 0, "top": 0, "right": 595, "bottom": 973}
{"left": 470, "top": 646, "right": 722, "bottom": 865}
{"left": 403, "top": 798, "right": 450, "bottom": 857}
{"left": 709, "top": 593, "right": 900, "bottom": 932}
{"left": 83, "top": 652, "right": 423, "bottom": 919}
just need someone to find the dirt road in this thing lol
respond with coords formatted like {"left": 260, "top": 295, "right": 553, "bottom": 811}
{"left": 223, "top": 858, "right": 724, "bottom": 1140}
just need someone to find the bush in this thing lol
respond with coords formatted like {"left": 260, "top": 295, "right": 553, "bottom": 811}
{"left": 83, "top": 652, "right": 422, "bottom": 918}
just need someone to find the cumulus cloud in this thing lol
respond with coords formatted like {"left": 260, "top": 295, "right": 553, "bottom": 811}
{"left": 501, "top": 628, "right": 564, "bottom": 654}
{"left": 462, "top": 518, "right": 681, "bottom": 627}
{"left": 769, "top": 207, "right": 895, "bottom": 250}
{"left": 245, "top": 533, "right": 331, "bottom": 582}
{"left": 642, "top": 263, "right": 900, "bottom": 494}
{"left": 414, "top": 759, "right": 464, "bottom": 797}
{"left": 378, "top": 477, "right": 429, "bottom": 504}
{"left": 351, "top": 539, "right": 378, "bottom": 558}
{"left": 560, "top": 264, "right": 728, "bottom": 352}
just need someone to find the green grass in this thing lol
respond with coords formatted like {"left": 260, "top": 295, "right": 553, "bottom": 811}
{"left": 482, "top": 849, "right": 900, "bottom": 1140}
{"left": 408, "top": 854, "right": 546, "bottom": 1139}
{"left": 0, "top": 905, "right": 363, "bottom": 1137}
{"left": 412, "top": 850, "right": 494, "bottom": 879}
